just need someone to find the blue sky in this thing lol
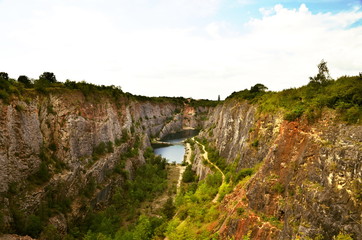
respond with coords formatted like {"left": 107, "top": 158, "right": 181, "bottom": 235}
{"left": 215, "top": 1, "right": 361, "bottom": 23}
{"left": 1, "top": 0, "right": 362, "bottom": 99}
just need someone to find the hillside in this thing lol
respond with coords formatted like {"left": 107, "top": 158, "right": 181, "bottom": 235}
{"left": 0, "top": 72, "right": 361, "bottom": 239}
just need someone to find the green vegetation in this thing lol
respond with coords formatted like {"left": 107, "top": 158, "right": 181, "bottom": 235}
{"left": 160, "top": 138, "right": 261, "bottom": 239}
{"left": 188, "top": 98, "right": 220, "bottom": 108}
{"left": 115, "top": 130, "right": 129, "bottom": 146}
{"left": 251, "top": 139, "right": 259, "bottom": 148}
{"left": 67, "top": 148, "right": 169, "bottom": 240}
{"left": 0, "top": 71, "right": 222, "bottom": 115}
{"left": 227, "top": 61, "right": 362, "bottom": 124}
{"left": 272, "top": 182, "right": 285, "bottom": 194}
{"left": 9, "top": 182, "right": 73, "bottom": 239}
{"left": 182, "top": 165, "right": 197, "bottom": 183}
{"left": 333, "top": 232, "right": 353, "bottom": 240}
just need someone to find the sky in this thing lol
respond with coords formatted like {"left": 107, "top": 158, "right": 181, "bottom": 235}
{"left": 1, "top": 0, "right": 362, "bottom": 100}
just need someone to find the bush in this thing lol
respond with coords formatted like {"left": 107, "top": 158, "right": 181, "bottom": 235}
{"left": 272, "top": 182, "right": 285, "bottom": 194}
{"left": 235, "top": 168, "right": 254, "bottom": 182}
{"left": 12, "top": 208, "right": 43, "bottom": 238}
{"left": 333, "top": 232, "right": 353, "bottom": 240}
{"left": 25, "top": 215, "right": 43, "bottom": 237}
{"left": 41, "top": 224, "right": 63, "bottom": 240}
{"left": 83, "top": 178, "right": 96, "bottom": 198}
{"left": 343, "top": 106, "right": 361, "bottom": 124}
{"left": 0, "top": 89, "right": 10, "bottom": 103}
{"left": 28, "top": 162, "right": 51, "bottom": 185}
{"left": 49, "top": 143, "right": 57, "bottom": 151}
{"left": 162, "top": 198, "right": 176, "bottom": 219}
{"left": 284, "top": 106, "right": 304, "bottom": 121}
{"left": 18, "top": 75, "right": 32, "bottom": 88}
{"left": 237, "top": 207, "right": 245, "bottom": 216}
{"left": 106, "top": 141, "right": 114, "bottom": 153}
{"left": 94, "top": 142, "right": 106, "bottom": 155}
{"left": 182, "top": 165, "right": 196, "bottom": 183}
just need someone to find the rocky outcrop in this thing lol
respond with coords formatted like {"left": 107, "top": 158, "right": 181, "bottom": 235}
{"left": 1, "top": 90, "right": 360, "bottom": 239}
{"left": 196, "top": 100, "right": 362, "bottom": 239}
{"left": 0, "top": 92, "right": 210, "bottom": 234}
{"left": 191, "top": 142, "right": 212, "bottom": 180}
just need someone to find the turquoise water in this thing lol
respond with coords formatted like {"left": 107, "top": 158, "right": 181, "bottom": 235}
{"left": 154, "top": 142, "right": 185, "bottom": 164}
{"left": 153, "top": 129, "right": 199, "bottom": 164}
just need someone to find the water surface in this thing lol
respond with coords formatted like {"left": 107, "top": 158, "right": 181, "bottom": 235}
{"left": 153, "top": 129, "right": 199, "bottom": 164}
{"left": 154, "top": 144, "right": 185, "bottom": 164}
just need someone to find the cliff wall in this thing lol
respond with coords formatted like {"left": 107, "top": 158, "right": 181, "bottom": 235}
{"left": 1, "top": 90, "right": 361, "bottom": 239}
{"left": 194, "top": 100, "right": 362, "bottom": 239}
{"left": 0, "top": 91, "right": 209, "bottom": 233}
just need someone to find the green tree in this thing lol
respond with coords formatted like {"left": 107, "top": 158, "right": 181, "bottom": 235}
{"left": 250, "top": 83, "right": 268, "bottom": 93}
{"left": 162, "top": 197, "right": 176, "bottom": 219}
{"left": 34, "top": 72, "right": 57, "bottom": 92}
{"left": 132, "top": 215, "right": 152, "bottom": 240}
{"left": 39, "top": 72, "right": 57, "bottom": 83}
{"left": 18, "top": 75, "right": 32, "bottom": 87}
{"left": 182, "top": 165, "right": 196, "bottom": 183}
{"left": 0, "top": 72, "right": 9, "bottom": 80}
{"left": 309, "top": 59, "right": 332, "bottom": 85}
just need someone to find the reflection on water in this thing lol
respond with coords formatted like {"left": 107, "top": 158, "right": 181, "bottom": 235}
{"left": 154, "top": 144, "right": 185, "bottom": 164}
{"left": 153, "top": 129, "right": 199, "bottom": 163}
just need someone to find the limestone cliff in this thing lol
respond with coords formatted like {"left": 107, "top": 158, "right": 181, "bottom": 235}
{"left": 195, "top": 100, "right": 362, "bottom": 239}
{"left": 1, "top": 87, "right": 361, "bottom": 239}
{"left": 0, "top": 91, "right": 209, "bottom": 234}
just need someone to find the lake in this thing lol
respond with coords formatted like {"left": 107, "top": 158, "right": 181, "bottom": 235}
{"left": 153, "top": 129, "right": 199, "bottom": 164}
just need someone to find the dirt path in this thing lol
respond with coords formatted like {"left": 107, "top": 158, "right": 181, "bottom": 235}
{"left": 194, "top": 138, "right": 225, "bottom": 203}
{"left": 176, "top": 141, "right": 193, "bottom": 193}
{"left": 176, "top": 165, "right": 185, "bottom": 193}
{"left": 141, "top": 141, "right": 193, "bottom": 214}
{"left": 184, "top": 142, "right": 192, "bottom": 165}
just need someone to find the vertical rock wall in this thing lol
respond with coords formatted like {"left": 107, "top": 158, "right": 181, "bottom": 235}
{"left": 0, "top": 92, "right": 210, "bottom": 233}
{"left": 195, "top": 100, "right": 362, "bottom": 239}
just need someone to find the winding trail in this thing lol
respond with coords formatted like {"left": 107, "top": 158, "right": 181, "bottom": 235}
{"left": 194, "top": 138, "right": 225, "bottom": 203}
{"left": 176, "top": 141, "right": 192, "bottom": 193}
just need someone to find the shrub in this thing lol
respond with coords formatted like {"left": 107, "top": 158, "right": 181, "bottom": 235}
{"left": 93, "top": 142, "right": 107, "bottom": 157}
{"left": 106, "top": 141, "right": 114, "bottom": 153}
{"left": 237, "top": 207, "right": 245, "bottom": 216}
{"left": 284, "top": 106, "right": 305, "bottom": 121}
{"left": 83, "top": 178, "right": 96, "bottom": 198}
{"left": 24, "top": 215, "right": 43, "bottom": 237}
{"left": 182, "top": 165, "right": 196, "bottom": 183}
{"left": 28, "top": 162, "right": 51, "bottom": 185}
{"left": 162, "top": 197, "right": 176, "bottom": 219}
{"left": 0, "top": 89, "right": 9, "bottom": 103}
{"left": 333, "top": 232, "right": 353, "bottom": 240}
{"left": 272, "top": 182, "right": 285, "bottom": 194}
{"left": 235, "top": 168, "right": 254, "bottom": 182}
{"left": 343, "top": 106, "right": 361, "bottom": 124}
{"left": 49, "top": 143, "right": 57, "bottom": 151}
{"left": 41, "top": 224, "right": 63, "bottom": 240}
{"left": 18, "top": 75, "right": 32, "bottom": 88}
{"left": 47, "top": 105, "right": 56, "bottom": 115}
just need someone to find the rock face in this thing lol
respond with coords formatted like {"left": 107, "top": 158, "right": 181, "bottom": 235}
{"left": 195, "top": 100, "right": 362, "bottom": 239}
{"left": 1, "top": 92, "right": 361, "bottom": 239}
{"left": 0, "top": 92, "right": 209, "bottom": 234}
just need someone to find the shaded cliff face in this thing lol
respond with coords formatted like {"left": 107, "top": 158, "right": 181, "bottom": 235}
{"left": 0, "top": 92, "right": 209, "bottom": 233}
{"left": 196, "top": 101, "right": 362, "bottom": 239}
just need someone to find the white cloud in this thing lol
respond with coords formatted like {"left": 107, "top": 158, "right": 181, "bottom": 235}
{"left": 0, "top": 1, "right": 361, "bottom": 99}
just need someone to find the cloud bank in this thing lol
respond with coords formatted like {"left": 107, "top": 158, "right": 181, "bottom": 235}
{"left": 0, "top": 1, "right": 361, "bottom": 99}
